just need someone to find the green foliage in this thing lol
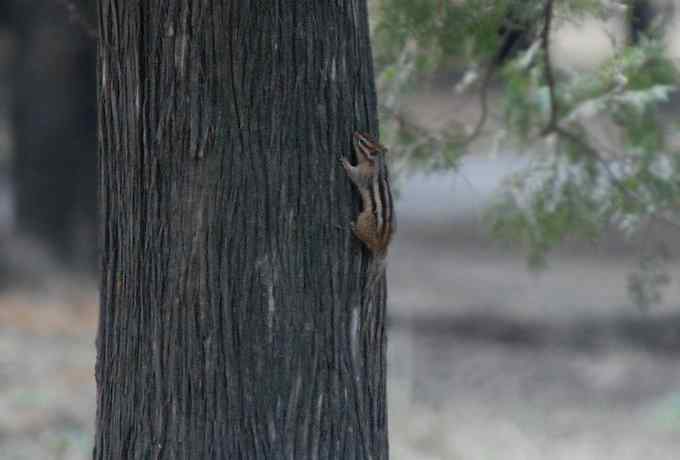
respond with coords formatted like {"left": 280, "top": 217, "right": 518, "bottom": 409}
{"left": 374, "top": 0, "right": 545, "bottom": 70}
{"left": 503, "top": 61, "right": 545, "bottom": 143}
{"left": 489, "top": 143, "right": 607, "bottom": 269}
{"left": 373, "top": 0, "right": 680, "bottom": 307}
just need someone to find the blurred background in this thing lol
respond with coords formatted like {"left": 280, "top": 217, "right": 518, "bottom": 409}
{"left": 2, "top": 1, "right": 680, "bottom": 459}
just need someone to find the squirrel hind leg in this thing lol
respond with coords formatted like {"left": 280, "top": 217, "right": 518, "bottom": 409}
{"left": 353, "top": 211, "right": 382, "bottom": 252}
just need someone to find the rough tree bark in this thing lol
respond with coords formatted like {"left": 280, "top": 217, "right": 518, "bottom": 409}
{"left": 95, "top": 1, "right": 388, "bottom": 459}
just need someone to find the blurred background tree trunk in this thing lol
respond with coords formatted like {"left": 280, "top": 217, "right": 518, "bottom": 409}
{"left": 6, "top": 0, "right": 97, "bottom": 273}
{"left": 629, "top": 0, "right": 656, "bottom": 45}
{"left": 95, "top": 1, "right": 388, "bottom": 458}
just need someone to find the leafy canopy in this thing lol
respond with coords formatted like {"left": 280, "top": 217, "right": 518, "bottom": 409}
{"left": 372, "top": 0, "right": 680, "bottom": 308}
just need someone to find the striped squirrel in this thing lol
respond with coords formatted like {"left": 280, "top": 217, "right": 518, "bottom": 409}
{"left": 341, "top": 131, "right": 396, "bottom": 298}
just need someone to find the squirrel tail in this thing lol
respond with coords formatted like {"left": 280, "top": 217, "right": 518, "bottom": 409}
{"left": 364, "top": 252, "right": 387, "bottom": 304}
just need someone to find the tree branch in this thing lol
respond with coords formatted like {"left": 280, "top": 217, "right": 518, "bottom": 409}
{"left": 541, "top": 0, "right": 558, "bottom": 134}
{"left": 459, "top": 60, "right": 494, "bottom": 147}
{"left": 461, "top": 11, "right": 541, "bottom": 149}
{"left": 553, "top": 126, "right": 680, "bottom": 231}
{"left": 379, "top": 103, "right": 460, "bottom": 168}
{"left": 379, "top": 103, "right": 440, "bottom": 143}
{"left": 536, "top": 0, "right": 680, "bottom": 231}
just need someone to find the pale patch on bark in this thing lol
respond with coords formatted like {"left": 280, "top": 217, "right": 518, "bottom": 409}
{"left": 101, "top": 59, "right": 107, "bottom": 88}
{"left": 268, "top": 411, "right": 278, "bottom": 446}
{"left": 175, "top": 34, "right": 188, "bottom": 78}
{"left": 329, "top": 57, "right": 337, "bottom": 81}
{"left": 256, "top": 254, "right": 278, "bottom": 343}
{"left": 350, "top": 305, "right": 360, "bottom": 360}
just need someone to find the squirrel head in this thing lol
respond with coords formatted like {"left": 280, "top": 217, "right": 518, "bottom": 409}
{"left": 353, "top": 132, "right": 387, "bottom": 163}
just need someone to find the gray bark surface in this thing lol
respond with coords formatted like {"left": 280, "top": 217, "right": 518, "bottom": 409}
{"left": 95, "top": 1, "right": 388, "bottom": 458}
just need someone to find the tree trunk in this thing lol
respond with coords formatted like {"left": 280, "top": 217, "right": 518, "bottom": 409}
{"left": 629, "top": 0, "right": 655, "bottom": 45}
{"left": 9, "top": 0, "right": 97, "bottom": 270}
{"left": 95, "top": 1, "right": 388, "bottom": 459}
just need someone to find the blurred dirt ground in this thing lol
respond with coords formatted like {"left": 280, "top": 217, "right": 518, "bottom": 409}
{"left": 0, "top": 290, "right": 96, "bottom": 460}
{"left": 387, "top": 214, "right": 680, "bottom": 460}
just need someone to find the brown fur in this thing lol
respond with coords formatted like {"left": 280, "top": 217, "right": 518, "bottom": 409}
{"left": 341, "top": 132, "right": 394, "bottom": 253}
